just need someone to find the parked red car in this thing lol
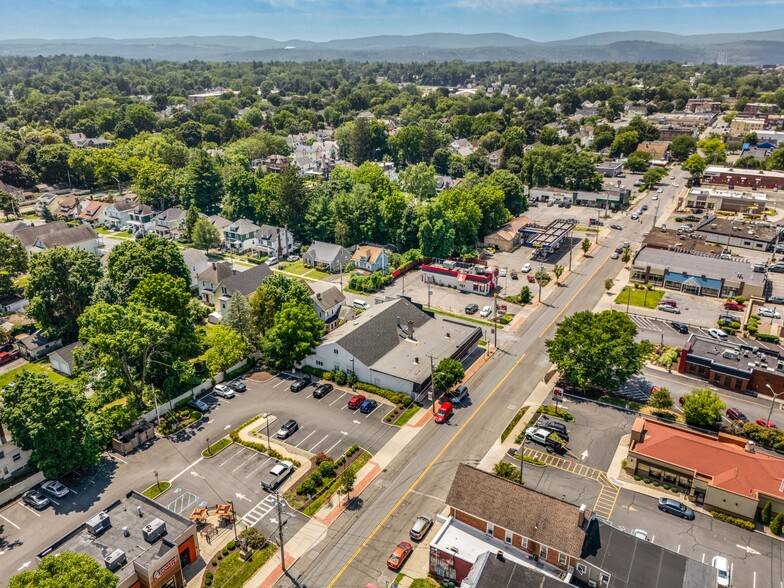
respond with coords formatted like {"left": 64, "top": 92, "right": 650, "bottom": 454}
{"left": 755, "top": 418, "right": 777, "bottom": 428}
{"left": 527, "top": 275, "right": 536, "bottom": 283}
{"left": 726, "top": 407, "right": 749, "bottom": 423}
{"left": 347, "top": 394, "right": 366, "bottom": 410}
{"left": 434, "top": 401, "right": 453, "bottom": 424}
{"left": 724, "top": 301, "right": 744, "bottom": 311}
{"left": 0, "top": 350, "right": 20, "bottom": 365}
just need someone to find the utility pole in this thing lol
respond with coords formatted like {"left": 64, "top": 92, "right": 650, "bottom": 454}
{"left": 429, "top": 355, "right": 436, "bottom": 414}
{"left": 519, "top": 438, "right": 525, "bottom": 486}
{"left": 568, "top": 229, "right": 573, "bottom": 271}
{"left": 151, "top": 385, "right": 161, "bottom": 428}
{"left": 228, "top": 500, "right": 238, "bottom": 542}
{"left": 537, "top": 259, "right": 543, "bottom": 303}
{"left": 275, "top": 492, "right": 287, "bottom": 573}
{"left": 265, "top": 415, "right": 271, "bottom": 450}
{"left": 493, "top": 294, "right": 498, "bottom": 350}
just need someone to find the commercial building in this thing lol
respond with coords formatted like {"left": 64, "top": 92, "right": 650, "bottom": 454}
{"left": 730, "top": 117, "right": 766, "bottom": 135}
{"left": 702, "top": 166, "right": 784, "bottom": 190}
{"left": 303, "top": 297, "right": 480, "bottom": 396}
{"left": 595, "top": 160, "right": 624, "bottom": 177}
{"left": 432, "top": 464, "right": 715, "bottom": 588}
{"left": 684, "top": 99, "right": 722, "bottom": 114}
{"left": 685, "top": 188, "right": 768, "bottom": 214}
{"left": 482, "top": 215, "right": 534, "bottom": 252}
{"left": 527, "top": 219, "right": 578, "bottom": 256}
{"left": 642, "top": 228, "right": 723, "bottom": 255}
{"left": 39, "top": 491, "right": 200, "bottom": 588}
{"left": 677, "top": 334, "right": 784, "bottom": 395}
{"left": 631, "top": 246, "right": 766, "bottom": 299}
{"left": 627, "top": 418, "right": 784, "bottom": 520}
{"left": 421, "top": 259, "right": 498, "bottom": 295}
{"left": 694, "top": 216, "right": 781, "bottom": 251}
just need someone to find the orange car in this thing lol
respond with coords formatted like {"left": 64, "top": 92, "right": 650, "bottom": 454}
{"left": 387, "top": 541, "right": 413, "bottom": 570}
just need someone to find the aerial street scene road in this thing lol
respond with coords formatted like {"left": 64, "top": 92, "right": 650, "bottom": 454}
{"left": 1, "top": 2, "right": 784, "bottom": 588}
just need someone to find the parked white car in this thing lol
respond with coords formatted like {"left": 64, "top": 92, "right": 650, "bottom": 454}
{"left": 499, "top": 268, "right": 507, "bottom": 277}
{"left": 708, "top": 328, "right": 728, "bottom": 340}
{"left": 521, "top": 263, "right": 532, "bottom": 273}
{"left": 657, "top": 304, "right": 681, "bottom": 314}
{"left": 479, "top": 306, "right": 493, "bottom": 317}
{"left": 758, "top": 307, "right": 781, "bottom": 319}
{"left": 213, "top": 384, "right": 235, "bottom": 399}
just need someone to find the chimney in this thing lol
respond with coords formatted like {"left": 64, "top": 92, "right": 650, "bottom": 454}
{"left": 317, "top": 293, "right": 321, "bottom": 300}
{"left": 407, "top": 320, "right": 414, "bottom": 340}
{"left": 578, "top": 504, "right": 587, "bottom": 528}
{"left": 212, "top": 262, "right": 217, "bottom": 270}
{"left": 496, "top": 550, "right": 505, "bottom": 562}
{"left": 396, "top": 316, "right": 400, "bottom": 327}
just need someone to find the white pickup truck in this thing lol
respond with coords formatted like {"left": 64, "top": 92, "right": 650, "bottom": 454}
{"left": 261, "top": 460, "right": 294, "bottom": 492}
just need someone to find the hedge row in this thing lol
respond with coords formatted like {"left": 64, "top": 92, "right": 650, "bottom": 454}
{"left": 300, "top": 366, "right": 413, "bottom": 407}
{"left": 742, "top": 423, "right": 784, "bottom": 452}
{"left": 501, "top": 407, "right": 529, "bottom": 443}
{"left": 230, "top": 415, "right": 301, "bottom": 468}
{"left": 710, "top": 511, "right": 756, "bottom": 531}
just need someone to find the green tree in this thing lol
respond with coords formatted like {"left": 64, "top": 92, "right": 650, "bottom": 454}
{"left": 681, "top": 388, "right": 725, "bottom": 427}
{"left": 610, "top": 130, "right": 640, "bottom": 157}
{"left": 770, "top": 513, "right": 783, "bottom": 536}
{"left": 581, "top": 238, "right": 591, "bottom": 256}
{"left": 649, "top": 386, "right": 673, "bottom": 410}
{"left": 248, "top": 273, "right": 312, "bottom": 335}
{"left": 697, "top": 137, "right": 726, "bottom": 165}
{"left": 642, "top": 167, "right": 667, "bottom": 190}
{"left": 223, "top": 293, "right": 255, "bottom": 344}
{"left": 432, "top": 357, "right": 465, "bottom": 394}
{"left": 682, "top": 153, "right": 707, "bottom": 177}
{"left": 222, "top": 169, "right": 259, "bottom": 221}
{"left": 545, "top": 310, "right": 651, "bottom": 392}
{"left": 25, "top": 247, "right": 103, "bottom": 342}
{"left": 260, "top": 301, "right": 324, "bottom": 369}
{"left": 0, "top": 233, "right": 27, "bottom": 297}
{"left": 9, "top": 551, "right": 117, "bottom": 588}
{"left": 36, "top": 143, "right": 72, "bottom": 184}
{"left": 399, "top": 162, "right": 437, "bottom": 201}
{"left": 418, "top": 211, "right": 455, "bottom": 258}
{"left": 269, "top": 165, "right": 308, "bottom": 231}
{"left": 191, "top": 217, "right": 222, "bottom": 252}
{"left": 553, "top": 264, "right": 565, "bottom": 284}
{"left": 0, "top": 373, "right": 103, "bottom": 479}
{"left": 106, "top": 234, "right": 189, "bottom": 300}
{"left": 339, "top": 466, "right": 357, "bottom": 504}
{"left": 761, "top": 500, "right": 773, "bottom": 525}
{"left": 604, "top": 278, "right": 614, "bottom": 291}
{"left": 670, "top": 135, "right": 697, "bottom": 161}
{"left": 184, "top": 203, "right": 200, "bottom": 240}
{"left": 0, "top": 190, "right": 18, "bottom": 217}
{"left": 486, "top": 170, "right": 528, "bottom": 215}
{"left": 520, "top": 285, "right": 532, "bottom": 304}
{"left": 767, "top": 147, "right": 784, "bottom": 171}
{"left": 624, "top": 151, "right": 652, "bottom": 173}
{"left": 78, "top": 302, "right": 176, "bottom": 407}
{"left": 129, "top": 273, "right": 196, "bottom": 355}
{"left": 493, "top": 460, "right": 520, "bottom": 482}
{"left": 203, "top": 324, "right": 251, "bottom": 375}
{"left": 184, "top": 150, "right": 223, "bottom": 213}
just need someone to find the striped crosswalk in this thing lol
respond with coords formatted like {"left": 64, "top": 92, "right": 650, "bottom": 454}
{"left": 241, "top": 494, "right": 279, "bottom": 527}
{"left": 521, "top": 447, "right": 620, "bottom": 520}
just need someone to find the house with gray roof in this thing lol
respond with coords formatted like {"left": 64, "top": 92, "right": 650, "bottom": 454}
{"left": 14, "top": 221, "right": 69, "bottom": 251}
{"left": 49, "top": 341, "right": 83, "bottom": 376}
{"left": 207, "top": 215, "right": 232, "bottom": 231}
{"left": 216, "top": 263, "right": 273, "bottom": 315}
{"left": 182, "top": 247, "right": 210, "bottom": 290}
{"left": 17, "top": 331, "right": 62, "bottom": 360}
{"left": 30, "top": 224, "right": 101, "bottom": 256}
{"left": 149, "top": 207, "right": 186, "bottom": 239}
{"left": 197, "top": 261, "right": 234, "bottom": 306}
{"left": 223, "top": 218, "right": 261, "bottom": 253}
{"left": 302, "top": 297, "right": 481, "bottom": 396}
{"left": 99, "top": 197, "right": 139, "bottom": 230}
{"left": 302, "top": 241, "right": 351, "bottom": 272}
{"left": 307, "top": 281, "right": 347, "bottom": 332}
{"left": 255, "top": 224, "right": 295, "bottom": 258}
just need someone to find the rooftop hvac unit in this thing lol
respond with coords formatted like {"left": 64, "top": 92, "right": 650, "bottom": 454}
{"left": 142, "top": 518, "right": 167, "bottom": 543}
{"left": 104, "top": 549, "right": 126, "bottom": 571}
{"left": 85, "top": 512, "right": 111, "bottom": 536}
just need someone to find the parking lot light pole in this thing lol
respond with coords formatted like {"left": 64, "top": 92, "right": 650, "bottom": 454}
{"left": 265, "top": 414, "right": 271, "bottom": 449}
{"left": 519, "top": 438, "right": 525, "bottom": 486}
{"left": 765, "top": 384, "right": 784, "bottom": 425}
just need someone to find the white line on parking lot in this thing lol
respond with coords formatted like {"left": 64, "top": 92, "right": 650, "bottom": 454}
{"left": 296, "top": 431, "right": 315, "bottom": 448}
{"left": 48, "top": 498, "right": 60, "bottom": 506}
{"left": 329, "top": 393, "right": 346, "bottom": 407}
{"left": 220, "top": 446, "right": 248, "bottom": 468}
{"left": 676, "top": 544, "right": 681, "bottom": 553}
{"left": 701, "top": 553, "right": 704, "bottom": 563}
{"left": 0, "top": 514, "right": 20, "bottom": 529}
{"left": 245, "top": 457, "right": 272, "bottom": 479}
{"left": 19, "top": 503, "right": 40, "bottom": 517}
{"left": 309, "top": 435, "right": 329, "bottom": 452}
{"left": 753, "top": 571, "right": 756, "bottom": 588}
{"left": 108, "top": 452, "right": 127, "bottom": 464}
{"left": 171, "top": 457, "right": 204, "bottom": 482}
{"left": 323, "top": 440, "right": 341, "bottom": 456}
{"left": 232, "top": 453, "right": 258, "bottom": 473}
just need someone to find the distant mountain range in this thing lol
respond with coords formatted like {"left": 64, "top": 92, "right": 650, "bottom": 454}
{"left": 1, "top": 31, "right": 784, "bottom": 63}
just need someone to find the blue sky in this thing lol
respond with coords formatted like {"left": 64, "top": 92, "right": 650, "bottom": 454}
{"left": 5, "top": 0, "right": 784, "bottom": 41}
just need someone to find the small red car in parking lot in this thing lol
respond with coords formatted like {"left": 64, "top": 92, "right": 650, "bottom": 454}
{"left": 434, "top": 401, "right": 453, "bottom": 424}
{"left": 724, "top": 301, "right": 744, "bottom": 311}
{"left": 756, "top": 418, "right": 777, "bottom": 428}
{"left": 347, "top": 394, "right": 366, "bottom": 410}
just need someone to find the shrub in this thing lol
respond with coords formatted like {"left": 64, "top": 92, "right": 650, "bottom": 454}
{"left": 227, "top": 541, "right": 235, "bottom": 551}
{"left": 346, "top": 444, "right": 359, "bottom": 457}
{"left": 297, "top": 478, "right": 317, "bottom": 496}
{"left": 761, "top": 501, "right": 773, "bottom": 525}
{"left": 205, "top": 579, "right": 212, "bottom": 586}
{"left": 206, "top": 572, "right": 214, "bottom": 579}
{"left": 347, "top": 373, "right": 358, "bottom": 386}
{"left": 217, "top": 554, "right": 222, "bottom": 561}
{"left": 643, "top": 477, "right": 651, "bottom": 484}
{"left": 354, "top": 381, "right": 413, "bottom": 406}
{"left": 671, "top": 487, "right": 679, "bottom": 493}
{"left": 323, "top": 371, "right": 334, "bottom": 381}
{"left": 621, "top": 459, "right": 627, "bottom": 469}
{"left": 536, "top": 405, "right": 574, "bottom": 422}
{"left": 653, "top": 481, "right": 660, "bottom": 487}
{"left": 333, "top": 370, "right": 348, "bottom": 385}
{"left": 212, "top": 560, "right": 217, "bottom": 567}
{"left": 772, "top": 513, "right": 784, "bottom": 536}
{"left": 757, "top": 333, "right": 780, "bottom": 343}
{"left": 493, "top": 460, "right": 520, "bottom": 482}
{"left": 318, "top": 460, "right": 336, "bottom": 478}
{"left": 310, "top": 470, "right": 323, "bottom": 487}
{"left": 239, "top": 527, "right": 267, "bottom": 550}
{"left": 222, "top": 548, "right": 229, "bottom": 556}
{"left": 663, "top": 483, "right": 670, "bottom": 490}
{"left": 316, "top": 452, "right": 333, "bottom": 464}
{"left": 711, "top": 511, "right": 756, "bottom": 531}
{"left": 335, "top": 455, "right": 346, "bottom": 467}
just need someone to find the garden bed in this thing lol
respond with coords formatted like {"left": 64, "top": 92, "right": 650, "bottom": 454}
{"left": 142, "top": 481, "right": 171, "bottom": 500}
{"left": 393, "top": 404, "right": 420, "bottom": 426}
{"left": 158, "top": 408, "right": 203, "bottom": 435}
{"left": 203, "top": 437, "right": 233, "bottom": 457}
{"left": 208, "top": 543, "right": 277, "bottom": 588}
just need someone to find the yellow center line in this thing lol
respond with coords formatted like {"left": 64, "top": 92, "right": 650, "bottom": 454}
{"left": 326, "top": 239, "right": 615, "bottom": 587}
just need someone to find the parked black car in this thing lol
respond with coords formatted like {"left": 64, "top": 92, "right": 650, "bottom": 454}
{"left": 290, "top": 378, "right": 309, "bottom": 392}
{"left": 465, "top": 304, "right": 479, "bottom": 315}
{"left": 670, "top": 321, "right": 689, "bottom": 334}
{"left": 276, "top": 419, "right": 299, "bottom": 440}
{"left": 313, "top": 383, "right": 334, "bottom": 399}
{"left": 538, "top": 420, "right": 569, "bottom": 442}
{"left": 187, "top": 398, "right": 210, "bottom": 413}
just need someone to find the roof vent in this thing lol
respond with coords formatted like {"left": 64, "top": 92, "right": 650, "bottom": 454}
{"left": 104, "top": 549, "right": 126, "bottom": 571}
{"left": 142, "top": 518, "right": 167, "bottom": 543}
{"left": 745, "top": 440, "right": 756, "bottom": 453}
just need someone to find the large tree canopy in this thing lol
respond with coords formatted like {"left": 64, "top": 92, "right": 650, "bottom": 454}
{"left": 106, "top": 234, "right": 189, "bottom": 300}
{"left": 260, "top": 301, "right": 324, "bottom": 370}
{"left": 545, "top": 310, "right": 651, "bottom": 392}
{"left": 10, "top": 551, "right": 117, "bottom": 588}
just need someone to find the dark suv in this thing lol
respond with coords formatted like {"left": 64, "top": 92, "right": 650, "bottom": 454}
{"left": 538, "top": 420, "right": 569, "bottom": 442}
{"left": 465, "top": 304, "right": 479, "bottom": 315}
{"left": 313, "top": 383, "right": 334, "bottom": 399}
{"left": 670, "top": 321, "right": 689, "bottom": 334}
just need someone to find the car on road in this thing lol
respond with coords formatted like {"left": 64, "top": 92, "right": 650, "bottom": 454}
{"left": 611, "top": 224, "right": 623, "bottom": 230}
{"left": 726, "top": 407, "right": 749, "bottom": 423}
{"left": 360, "top": 399, "right": 378, "bottom": 414}
{"left": 758, "top": 307, "right": 781, "bottom": 319}
{"left": 670, "top": 321, "right": 689, "bottom": 334}
{"left": 499, "top": 268, "right": 507, "bottom": 277}
{"left": 0, "top": 350, "right": 20, "bottom": 365}
{"left": 657, "top": 304, "right": 681, "bottom": 314}
{"left": 261, "top": 460, "right": 294, "bottom": 491}
{"left": 213, "top": 384, "right": 235, "bottom": 399}
{"left": 448, "top": 384, "right": 469, "bottom": 404}
{"left": 40, "top": 480, "right": 70, "bottom": 498}
{"left": 434, "top": 401, "right": 453, "bottom": 424}
{"left": 290, "top": 378, "right": 309, "bottom": 393}
{"left": 632, "top": 529, "right": 649, "bottom": 541}
{"left": 656, "top": 188, "right": 663, "bottom": 193}
{"left": 521, "top": 263, "right": 532, "bottom": 273}
{"left": 22, "top": 489, "right": 50, "bottom": 510}
{"left": 387, "top": 541, "right": 413, "bottom": 570}
{"left": 275, "top": 419, "right": 299, "bottom": 439}
{"left": 538, "top": 420, "right": 569, "bottom": 442}
{"left": 410, "top": 515, "right": 433, "bottom": 541}
{"left": 464, "top": 303, "right": 479, "bottom": 315}
{"left": 313, "top": 383, "right": 334, "bottom": 399}
{"left": 479, "top": 306, "right": 492, "bottom": 318}
{"left": 348, "top": 394, "right": 366, "bottom": 410}
{"left": 652, "top": 195, "right": 658, "bottom": 200}
{"left": 712, "top": 555, "right": 731, "bottom": 588}
{"left": 755, "top": 418, "right": 776, "bottom": 428}
{"left": 724, "top": 301, "right": 744, "bottom": 311}
{"left": 228, "top": 379, "right": 246, "bottom": 392}
{"left": 630, "top": 213, "right": 639, "bottom": 220}
{"left": 769, "top": 263, "right": 784, "bottom": 273}
{"left": 768, "top": 296, "right": 784, "bottom": 304}
{"left": 658, "top": 497, "right": 695, "bottom": 520}
{"left": 527, "top": 274, "right": 536, "bottom": 283}
{"left": 708, "top": 328, "right": 728, "bottom": 341}
{"left": 187, "top": 398, "right": 210, "bottom": 413}
{"left": 611, "top": 251, "right": 619, "bottom": 259}
{"left": 673, "top": 183, "right": 679, "bottom": 188}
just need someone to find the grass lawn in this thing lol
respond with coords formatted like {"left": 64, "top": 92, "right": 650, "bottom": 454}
{"left": 393, "top": 404, "right": 420, "bottom": 426}
{"left": 142, "top": 481, "right": 171, "bottom": 499}
{"left": 212, "top": 544, "right": 277, "bottom": 588}
{"left": 303, "top": 267, "right": 331, "bottom": 280}
{"left": 410, "top": 580, "right": 440, "bottom": 588}
{"left": 614, "top": 286, "right": 665, "bottom": 310}
{"left": 94, "top": 226, "right": 112, "bottom": 235}
{"left": 277, "top": 260, "right": 311, "bottom": 275}
{"left": 0, "top": 361, "right": 74, "bottom": 389}
{"left": 203, "top": 437, "right": 232, "bottom": 457}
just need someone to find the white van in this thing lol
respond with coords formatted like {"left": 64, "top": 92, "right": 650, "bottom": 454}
{"left": 353, "top": 299, "right": 370, "bottom": 310}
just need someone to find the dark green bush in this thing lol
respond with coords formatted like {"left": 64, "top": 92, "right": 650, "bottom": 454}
{"left": 333, "top": 370, "right": 348, "bottom": 385}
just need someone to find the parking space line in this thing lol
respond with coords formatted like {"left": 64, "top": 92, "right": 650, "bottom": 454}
{"left": 19, "top": 503, "right": 41, "bottom": 517}
{"left": 308, "top": 434, "right": 329, "bottom": 452}
{"left": 323, "top": 439, "right": 341, "bottom": 456}
{"left": 245, "top": 457, "right": 272, "bottom": 479}
{"left": 232, "top": 453, "right": 258, "bottom": 473}
{"left": 220, "top": 446, "right": 248, "bottom": 468}
{"left": 171, "top": 457, "right": 204, "bottom": 482}
{"left": 296, "top": 431, "right": 316, "bottom": 448}
{"left": 1, "top": 513, "right": 20, "bottom": 529}
{"left": 329, "top": 393, "right": 347, "bottom": 407}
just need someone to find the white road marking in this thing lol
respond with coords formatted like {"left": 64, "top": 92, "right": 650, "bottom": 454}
{"left": 753, "top": 571, "right": 756, "bottom": 588}
{"left": 109, "top": 453, "right": 127, "bottom": 464}
{"left": 409, "top": 489, "right": 444, "bottom": 502}
{"left": 235, "top": 493, "right": 251, "bottom": 502}
{"left": 170, "top": 457, "right": 204, "bottom": 482}
{"left": 220, "top": 447, "right": 247, "bottom": 468}
{"left": 677, "top": 544, "right": 681, "bottom": 553}
{"left": 224, "top": 424, "right": 232, "bottom": 430}
{"left": 650, "top": 535, "right": 655, "bottom": 542}
{"left": 580, "top": 449, "right": 589, "bottom": 461}
{"left": 17, "top": 562, "right": 30, "bottom": 571}
{"left": 273, "top": 379, "right": 286, "bottom": 388}
{"left": 329, "top": 394, "right": 345, "bottom": 407}
{"left": 48, "top": 498, "right": 59, "bottom": 506}
{"left": 19, "top": 504, "right": 40, "bottom": 517}
{"left": 0, "top": 514, "right": 20, "bottom": 529}
{"left": 232, "top": 453, "right": 258, "bottom": 473}
{"left": 353, "top": 420, "right": 361, "bottom": 425}
{"left": 340, "top": 404, "right": 348, "bottom": 410}
{"left": 340, "top": 431, "right": 349, "bottom": 435}
{"left": 701, "top": 553, "right": 705, "bottom": 563}
{"left": 296, "top": 431, "right": 316, "bottom": 448}
{"left": 245, "top": 457, "right": 272, "bottom": 479}
{"left": 323, "top": 439, "right": 341, "bottom": 456}
{"left": 308, "top": 435, "right": 329, "bottom": 452}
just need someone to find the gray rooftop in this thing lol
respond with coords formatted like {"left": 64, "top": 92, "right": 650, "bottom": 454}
{"left": 218, "top": 263, "right": 273, "bottom": 297}
{"left": 633, "top": 246, "right": 766, "bottom": 287}
{"left": 51, "top": 341, "right": 83, "bottom": 365}
{"left": 207, "top": 215, "right": 232, "bottom": 230}
{"left": 37, "top": 224, "right": 98, "bottom": 248}
{"left": 14, "top": 221, "right": 69, "bottom": 248}
{"left": 304, "top": 241, "right": 350, "bottom": 265}
{"left": 153, "top": 207, "right": 185, "bottom": 222}
{"left": 197, "top": 261, "right": 234, "bottom": 285}
{"left": 464, "top": 552, "right": 568, "bottom": 588}
{"left": 695, "top": 216, "right": 781, "bottom": 243}
{"left": 308, "top": 281, "right": 345, "bottom": 312}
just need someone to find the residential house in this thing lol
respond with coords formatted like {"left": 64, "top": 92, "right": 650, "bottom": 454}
{"left": 30, "top": 224, "right": 101, "bottom": 256}
{"left": 149, "top": 207, "right": 186, "bottom": 239}
{"left": 14, "top": 221, "right": 69, "bottom": 251}
{"left": 250, "top": 154, "right": 289, "bottom": 174}
{"left": 48, "top": 342, "right": 83, "bottom": 376}
{"left": 351, "top": 244, "right": 390, "bottom": 274}
{"left": 67, "top": 133, "right": 110, "bottom": 149}
{"left": 0, "top": 220, "right": 32, "bottom": 237}
{"left": 0, "top": 294, "right": 28, "bottom": 313}
{"left": 684, "top": 99, "right": 722, "bottom": 114}
{"left": 216, "top": 263, "right": 273, "bottom": 315}
{"left": 197, "top": 261, "right": 235, "bottom": 307}
{"left": 449, "top": 139, "right": 476, "bottom": 158}
{"left": 636, "top": 141, "right": 670, "bottom": 165}
{"left": 182, "top": 248, "right": 210, "bottom": 290}
{"left": 255, "top": 224, "right": 295, "bottom": 258}
{"left": 0, "top": 422, "right": 32, "bottom": 481}
{"left": 432, "top": 463, "right": 715, "bottom": 588}
{"left": 126, "top": 204, "right": 155, "bottom": 236}
{"left": 574, "top": 100, "right": 599, "bottom": 118}
{"left": 100, "top": 197, "right": 140, "bottom": 231}
{"left": 16, "top": 331, "right": 62, "bottom": 360}
{"left": 487, "top": 149, "right": 503, "bottom": 170}
{"left": 78, "top": 200, "right": 108, "bottom": 225}
{"left": 223, "top": 218, "right": 261, "bottom": 253}
{"left": 55, "top": 194, "right": 81, "bottom": 220}
{"left": 302, "top": 241, "right": 352, "bottom": 272}
{"left": 303, "top": 297, "right": 481, "bottom": 396}
{"left": 307, "top": 281, "right": 346, "bottom": 332}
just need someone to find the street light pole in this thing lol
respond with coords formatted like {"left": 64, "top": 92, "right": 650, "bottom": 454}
{"left": 765, "top": 384, "right": 784, "bottom": 425}
{"left": 519, "top": 437, "right": 525, "bottom": 486}
{"left": 568, "top": 229, "right": 573, "bottom": 271}
{"left": 275, "top": 492, "right": 287, "bottom": 573}
{"left": 537, "top": 259, "right": 543, "bottom": 302}
{"left": 265, "top": 414, "right": 271, "bottom": 450}
{"left": 493, "top": 294, "right": 498, "bottom": 349}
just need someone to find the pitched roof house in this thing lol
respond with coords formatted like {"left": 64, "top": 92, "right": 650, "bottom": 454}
{"left": 30, "top": 224, "right": 101, "bottom": 256}
{"left": 78, "top": 200, "right": 108, "bottom": 225}
{"left": 181, "top": 247, "right": 210, "bottom": 290}
{"left": 223, "top": 218, "right": 261, "bottom": 253}
{"left": 48, "top": 342, "right": 83, "bottom": 376}
{"left": 302, "top": 241, "right": 352, "bottom": 272}
{"left": 197, "top": 261, "right": 235, "bottom": 306}
{"left": 255, "top": 224, "right": 295, "bottom": 257}
{"left": 14, "top": 221, "right": 70, "bottom": 250}
{"left": 307, "top": 281, "right": 347, "bottom": 332}
{"left": 216, "top": 263, "right": 273, "bottom": 315}
{"left": 351, "top": 244, "right": 390, "bottom": 274}
{"left": 149, "top": 207, "right": 186, "bottom": 239}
